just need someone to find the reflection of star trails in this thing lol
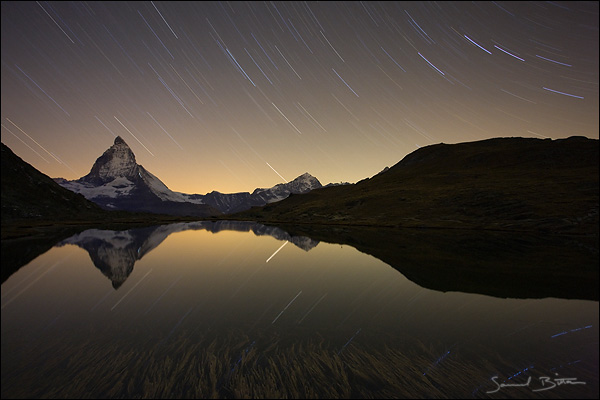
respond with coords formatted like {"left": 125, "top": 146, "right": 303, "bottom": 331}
{"left": 111, "top": 269, "right": 153, "bottom": 310}
{"left": 144, "top": 275, "right": 182, "bottom": 315}
{"left": 2, "top": 259, "right": 65, "bottom": 309}
{"left": 266, "top": 240, "right": 288, "bottom": 263}
{"left": 338, "top": 328, "right": 361, "bottom": 355}
{"left": 90, "top": 289, "right": 114, "bottom": 312}
{"left": 550, "top": 324, "right": 592, "bottom": 338}
{"left": 423, "top": 343, "right": 457, "bottom": 376}
{"left": 272, "top": 290, "right": 302, "bottom": 324}
{"left": 249, "top": 304, "right": 274, "bottom": 332}
{"left": 297, "top": 293, "right": 327, "bottom": 324}
{"left": 167, "top": 307, "right": 193, "bottom": 337}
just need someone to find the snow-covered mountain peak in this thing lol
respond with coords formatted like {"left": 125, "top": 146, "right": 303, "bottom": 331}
{"left": 285, "top": 172, "right": 322, "bottom": 192}
{"left": 80, "top": 136, "right": 139, "bottom": 184}
{"left": 250, "top": 172, "right": 322, "bottom": 203}
{"left": 294, "top": 172, "right": 319, "bottom": 183}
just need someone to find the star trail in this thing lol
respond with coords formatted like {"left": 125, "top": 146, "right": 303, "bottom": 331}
{"left": 1, "top": 1, "right": 598, "bottom": 194}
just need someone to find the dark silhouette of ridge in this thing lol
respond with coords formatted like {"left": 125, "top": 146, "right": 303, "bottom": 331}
{"left": 233, "top": 136, "right": 599, "bottom": 235}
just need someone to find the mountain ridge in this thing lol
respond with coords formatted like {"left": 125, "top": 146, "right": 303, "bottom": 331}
{"left": 54, "top": 136, "right": 325, "bottom": 215}
{"left": 231, "top": 136, "right": 599, "bottom": 235}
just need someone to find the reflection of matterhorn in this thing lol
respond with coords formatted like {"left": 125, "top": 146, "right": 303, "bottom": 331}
{"left": 57, "top": 226, "right": 165, "bottom": 289}
{"left": 57, "top": 222, "right": 319, "bottom": 289}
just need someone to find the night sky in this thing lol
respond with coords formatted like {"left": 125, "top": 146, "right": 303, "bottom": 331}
{"left": 1, "top": 1, "right": 598, "bottom": 194}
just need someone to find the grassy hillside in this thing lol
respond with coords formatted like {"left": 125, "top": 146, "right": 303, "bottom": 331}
{"left": 231, "top": 136, "right": 599, "bottom": 235}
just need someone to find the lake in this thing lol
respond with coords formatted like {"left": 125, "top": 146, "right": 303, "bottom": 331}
{"left": 1, "top": 221, "right": 598, "bottom": 398}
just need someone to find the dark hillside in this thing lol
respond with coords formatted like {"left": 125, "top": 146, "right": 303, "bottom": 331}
{"left": 1, "top": 142, "right": 105, "bottom": 223}
{"left": 232, "top": 136, "right": 599, "bottom": 234}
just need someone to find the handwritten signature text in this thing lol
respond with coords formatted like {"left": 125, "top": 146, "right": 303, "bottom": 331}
{"left": 486, "top": 375, "right": 586, "bottom": 393}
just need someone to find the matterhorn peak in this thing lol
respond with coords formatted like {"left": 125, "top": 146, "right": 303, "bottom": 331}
{"left": 113, "top": 135, "right": 128, "bottom": 146}
{"left": 79, "top": 135, "right": 139, "bottom": 184}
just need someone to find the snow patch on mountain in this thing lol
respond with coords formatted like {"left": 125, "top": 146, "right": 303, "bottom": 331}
{"left": 59, "top": 176, "right": 136, "bottom": 199}
{"left": 139, "top": 166, "right": 203, "bottom": 203}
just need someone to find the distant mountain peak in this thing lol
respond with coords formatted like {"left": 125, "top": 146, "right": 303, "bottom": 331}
{"left": 291, "top": 172, "right": 319, "bottom": 183}
{"left": 264, "top": 173, "right": 318, "bottom": 202}
{"left": 296, "top": 172, "right": 319, "bottom": 182}
{"left": 252, "top": 172, "right": 322, "bottom": 198}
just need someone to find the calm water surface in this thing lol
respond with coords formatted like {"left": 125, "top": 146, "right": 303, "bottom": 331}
{"left": 1, "top": 222, "right": 598, "bottom": 398}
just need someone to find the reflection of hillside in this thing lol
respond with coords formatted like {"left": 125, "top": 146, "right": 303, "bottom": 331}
{"left": 275, "top": 224, "right": 599, "bottom": 301}
{"left": 6, "top": 220, "right": 596, "bottom": 300}
{"left": 197, "top": 220, "right": 319, "bottom": 251}
{"left": 1, "top": 226, "right": 87, "bottom": 284}
{"left": 56, "top": 221, "right": 319, "bottom": 289}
